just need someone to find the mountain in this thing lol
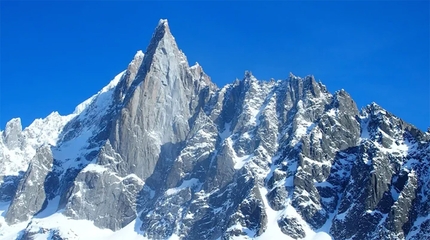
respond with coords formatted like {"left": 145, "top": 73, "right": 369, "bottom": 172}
{"left": 0, "top": 19, "right": 429, "bottom": 240}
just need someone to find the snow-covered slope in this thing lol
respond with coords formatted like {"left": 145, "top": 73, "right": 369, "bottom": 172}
{"left": 0, "top": 67, "right": 126, "bottom": 180}
{"left": 1, "top": 19, "right": 429, "bottom": 240}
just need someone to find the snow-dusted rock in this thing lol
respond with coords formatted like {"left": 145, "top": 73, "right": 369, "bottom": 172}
{"left": 5, "top": 145, "right": 54, "bottom": 224}
{"left": 0, "top": 19, "right": 429, "bottom": 240}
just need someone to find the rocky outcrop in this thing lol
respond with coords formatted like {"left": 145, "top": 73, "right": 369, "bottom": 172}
{"left": 5, "top": 145, "right": 53, "bottom": 224}
{"left": 2, "top": 118, "right": 22, "bottom": 149}
{"left": 1, "top": 19, "right": 429, "bottom": 240}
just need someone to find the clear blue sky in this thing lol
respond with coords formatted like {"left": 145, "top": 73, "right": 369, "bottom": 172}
{"left": 1, "top": 1, "right": 429, "bottom": 131}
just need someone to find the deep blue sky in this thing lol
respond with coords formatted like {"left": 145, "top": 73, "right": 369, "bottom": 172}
{"left": 1, "top": 1, "right": 429, "bottom": 131}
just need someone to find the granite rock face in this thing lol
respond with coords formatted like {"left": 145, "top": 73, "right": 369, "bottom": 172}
{"left": 1, "top": 19, "right": 429, "bottom": 240}
{"left": 5, "top": 145, "right": 54, "bottom": 224}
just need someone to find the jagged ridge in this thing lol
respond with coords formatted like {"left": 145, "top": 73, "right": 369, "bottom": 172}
{"left": 0, "top": 19, "right": 429, "bottom": 240}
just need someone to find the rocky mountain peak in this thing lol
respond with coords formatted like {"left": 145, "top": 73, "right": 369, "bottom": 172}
{"left": 152, "top": 19, "right": 171, "bottom": 41}
{"left": 2, "top": 118, "right": 23, "bottom": 149}
{"left": 142, "top": 18, "right": 184, "bottom": 71}
{"left": 289, "top": 72, "right": 298, "bottom": 79}
{"left": 131, "top": 50, "right": 144, "bottom": 65}
{"left": 157, "top": 19, "right": 169, "bottom": 29}
{"left": 244, "top": 70, "right": 254, "bottom": 79}
{"left": 0, "top": 19, "right": 429, "bottom": 240}
{"left": 3, "top": 118, "right": 22, "bottom": 135}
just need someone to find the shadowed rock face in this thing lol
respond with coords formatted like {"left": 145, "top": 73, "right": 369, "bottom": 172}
{"left": 1, "top": 19, "right": 429, "bottom": 240}
{"left": 5, "top": 146, "right": 54, "bottom": 224}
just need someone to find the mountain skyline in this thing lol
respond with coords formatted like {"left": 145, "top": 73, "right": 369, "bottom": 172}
{"left": 1, "top": 1, "right": 429, "bottom": 131}
{"left": 1, "top": 18, "right": 429, "bottom": 240}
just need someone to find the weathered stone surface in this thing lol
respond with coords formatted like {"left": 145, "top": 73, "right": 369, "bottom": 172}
{"left": 1, "top": 19, "right": 429, "bottom": 240}
{"left": 2, "top": 118, "right": 22, "bottom": 150}
{"left": 5, "top": 145, "right": 53, "bottom": 224}
{"left": 279, "top": 217, "right": 306, "bottom": 239}
{"left": 63, "top": 169, "right": 144, "bottom": 230}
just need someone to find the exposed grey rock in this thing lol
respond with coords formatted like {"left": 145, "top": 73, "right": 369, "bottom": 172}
{"left": 2, "top": 118, "right": 23, "bottom": 149}
{"left": 107, "top": 20, "right": 215, "bottom": 182}
{"left": 63, "top": 168, "right": 144, "bottom": 230}
{"left": 1, "top": 19, "right": 429, "bottom": 240}
{"left": 5, "top": 145, "right": 53, "bottom": 224}
{"left": 279, "top": 216, "right": 306, "bottom": 239}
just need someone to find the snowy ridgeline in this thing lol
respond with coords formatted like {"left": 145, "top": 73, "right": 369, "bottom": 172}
{"left": 0, "top": 19, "right": 429, "bottom": 240}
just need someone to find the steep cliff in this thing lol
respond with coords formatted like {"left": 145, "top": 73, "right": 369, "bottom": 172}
{"left": 0, "top": 19, "right": 429, "bottom": 240}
